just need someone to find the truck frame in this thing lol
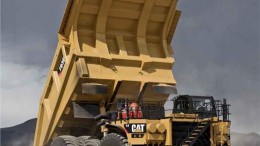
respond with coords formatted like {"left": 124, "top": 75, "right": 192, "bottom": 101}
{"left": 34, "top": 0, "right": 231, "bottom": 146}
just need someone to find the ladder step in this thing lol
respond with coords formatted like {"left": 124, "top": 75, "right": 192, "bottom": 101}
{"left": 200, "top": 123, "right": 207, "bottom": 125}
{"left": 195, "top": 129, "right": 201, "bottom": 132}
{"left": 198, "top": 126, "right": 204, "bottom": 128}
{"left": 182, "top": 145, "right": 189, "bottom": 146}
{"left": 185, "top": 140, "right": 192, "bottom": 143}
{"left": 200, "top": 122, "right": 208, "bottom": 125}
{"left": 192, "top": 133, "right": 199, "bottom": 135}
{"left": 188, "top": 136, "right": 195, "bottom": 139}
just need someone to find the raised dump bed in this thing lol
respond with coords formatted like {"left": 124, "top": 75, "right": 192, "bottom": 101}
{"left": 34, "top": 0, "right": 181, "bottom": 145}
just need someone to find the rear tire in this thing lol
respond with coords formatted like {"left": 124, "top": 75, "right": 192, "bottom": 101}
{"left": 100, "top": 133, "right": 128, "bottom": 146}
{"left": 78, "top": 136, "right": 100, "bottom": 146}
{"left": 51, "top": 135, "right": 82, "bottom": 146}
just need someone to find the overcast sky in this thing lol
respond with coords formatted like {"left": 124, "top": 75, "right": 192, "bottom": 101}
{"left": 1, "top": 0, "right": 259, "bottom": 134}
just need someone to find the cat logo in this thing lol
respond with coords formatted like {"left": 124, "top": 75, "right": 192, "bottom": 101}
{"left": 124, "top": 124, "right": 146, "bottom": 133}
{"left": 57, "top": 57, "right": 65, "bottom": 76}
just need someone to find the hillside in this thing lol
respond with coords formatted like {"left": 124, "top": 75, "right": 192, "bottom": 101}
{"left": 1, "top": 119, "right": 36, "bottom": 146}
{"left": 231, "top": 132, "right": 260, "bottom": 146}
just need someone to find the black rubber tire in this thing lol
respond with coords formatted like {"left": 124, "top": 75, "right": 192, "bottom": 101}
{"left": 78, "top": 136, "right": 100, "bottom": 146}
{"left": 51, "top": 135, "right": 82, "bottom": 146}
{"left": 100, "top": 133, "right": 128, "bottom": 146}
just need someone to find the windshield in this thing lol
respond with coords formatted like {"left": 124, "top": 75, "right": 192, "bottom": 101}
{"left": 173, "top": 96, "right": 216, "bottom": 115}
{"left": 192, "top": 97, "right": 213, "bottom": 112}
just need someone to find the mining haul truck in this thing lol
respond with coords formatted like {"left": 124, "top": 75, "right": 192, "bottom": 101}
{"left": 34, "top": 0, "right": 231, "bottom": 146}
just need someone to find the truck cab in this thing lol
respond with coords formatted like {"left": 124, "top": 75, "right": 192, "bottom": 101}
{"left": 173, "top": 95, "right": 218, "bottom": 118}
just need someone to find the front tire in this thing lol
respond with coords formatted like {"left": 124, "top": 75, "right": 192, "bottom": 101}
{"left": 100, "top": 133, "right": 128, "bottom": 146}
{"left": 78, "top": 136, "right": 100, "bottom": 146}
{"left": 51, "top": 135, "right": 81, "bottom": 146}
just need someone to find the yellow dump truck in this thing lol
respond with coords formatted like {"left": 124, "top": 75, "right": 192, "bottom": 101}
{"left": 34, "top": 0, "right": 231, "bottom": 146}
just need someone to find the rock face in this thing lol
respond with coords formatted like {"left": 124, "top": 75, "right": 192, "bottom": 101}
{"left": 1, "top": 118, "right": 260, "bottom": 146}
{"left": 0, "top": 119, "right": 36, "bottom": 146}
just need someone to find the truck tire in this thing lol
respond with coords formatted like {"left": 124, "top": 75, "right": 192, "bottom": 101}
{"left": 51, "top": 135, "right": 82, "bottom": 146}
{"left": 100, "top": 133, "right": 128, "bottom": 146}
{"left": 78, "top": 136, "right": 100, "bottom": 146}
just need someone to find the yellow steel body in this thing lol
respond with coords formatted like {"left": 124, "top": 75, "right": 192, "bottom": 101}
{"left": 108, "top": 115, "right": 230, "bottom": 146}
